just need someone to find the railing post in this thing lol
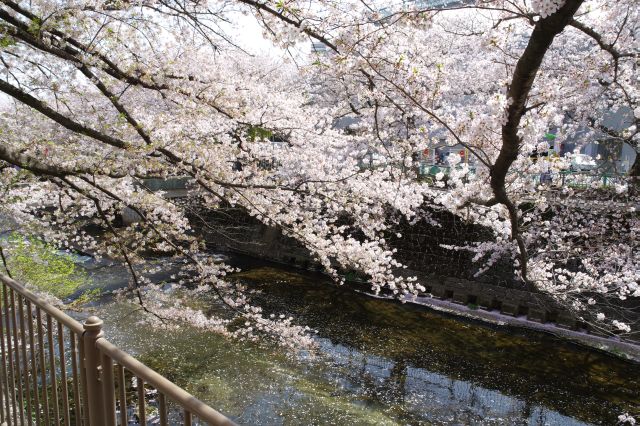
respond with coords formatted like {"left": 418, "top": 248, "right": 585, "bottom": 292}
{"left": 83, "top": 316, "right": 105, "bottom": 426}
{"left": 101, "top": 351, "right": 117, "bottom": 426}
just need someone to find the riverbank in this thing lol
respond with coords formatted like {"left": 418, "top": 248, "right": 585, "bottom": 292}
{"left": 223, "top": 251, "right": 640, "bottom": 363}
{"left": 359, "top": 288, "right": 640, "bottom": 363}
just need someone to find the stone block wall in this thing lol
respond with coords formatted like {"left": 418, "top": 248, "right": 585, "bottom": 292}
{"left": 187, "top": 206, "right": 632, "bottom": 339}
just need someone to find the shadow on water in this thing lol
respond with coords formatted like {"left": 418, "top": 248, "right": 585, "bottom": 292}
{"left": 90, "top": 261, "right": 640, "bottom": 426}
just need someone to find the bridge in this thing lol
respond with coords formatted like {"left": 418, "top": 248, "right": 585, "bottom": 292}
{"left": 0, "top": 273, "right": 236, "bottom": 426}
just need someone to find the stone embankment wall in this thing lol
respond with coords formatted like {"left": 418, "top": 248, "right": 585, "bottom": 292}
{"left": 188, "top": 206, "right": 612, "bottom": 335}
{"left": 383, "top": 208, "right": 520, "bottom": 287}
{"left": 399, "top": 272, "right": 587, "bottom": 332}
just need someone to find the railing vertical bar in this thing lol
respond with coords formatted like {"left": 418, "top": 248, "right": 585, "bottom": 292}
{"left": 10, "top": 288, "right": 26, "bottom": 426}
{"left": 36, "top": 309, "right": 50, "bottom": 425}
{"left": 100, "top": 352, "right": 116, "bottom": 426}
{"left": 26, "top": 301, "right": 41, "bottom": 426}
{"left": 137, "top": 377, "right": 146, "bottom": 426}
{"left": 0, "top": 331, "right": 3, "bottom": 426}
{"left": 0, "top": 310, "right": 5, "bottom": 426}
{"left": 46, "top": 315, "right": 60, "bottom": 425}
{"left": 0, "top": 374, "right": 3, "bottom": 426}
{"left": 18, "top": 295, "right": 33, "bottom": 426}
{"left": 159, "top": 393, "right": 167, "bottom": 426}
{"left": 78, "top": 334, "right": 90, "bottom": 426}
{"left": 69, "top": 333, "right": 81, "bottom": 426}
{"left": 116, "top": 364, "right": 127, "bottom": 426}
{"left": 57, "top": 323, "right": 70, "bottom": 426}
{"left": 3, "top": 285, "right": 17, "bottom": 426}
{"left": 0, "top": 284, "right": 11, "bottom": 424}
{"left": 184, "top": 409, "right": 192, "bottom": 426}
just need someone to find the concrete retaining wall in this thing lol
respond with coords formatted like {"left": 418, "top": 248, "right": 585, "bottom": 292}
{"left": 188, "top": 206, "right": 636, "bottom": 343}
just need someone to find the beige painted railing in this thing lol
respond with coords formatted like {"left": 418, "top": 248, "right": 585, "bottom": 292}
{"left": 0, "top": 273, "right": 236, "bottom": 426}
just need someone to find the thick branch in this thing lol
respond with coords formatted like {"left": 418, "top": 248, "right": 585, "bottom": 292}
{"left": 0, "top": 79, "right": 130, "bottom": 150}
{"left": 235, "top": 0, "right": 338, "bottom": 52}
{"left": 0, "top": 139, "right": 128, "bottom": 178}
{"left": 569, "top": 19, "right": 634, "bottom": 60}
{"left": 76, "top": 65, "right": 153, "bottom": 145}
{"left": 491, "top": 0, "right": 585, "bottom": 282}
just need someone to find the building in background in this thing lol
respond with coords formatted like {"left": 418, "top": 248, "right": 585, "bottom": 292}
{"left": 555, "top": 107, "right": 636, "bottom": 174}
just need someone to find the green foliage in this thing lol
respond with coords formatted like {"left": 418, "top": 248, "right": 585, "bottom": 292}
{"left": 4, "top": 233, "right": 87, "bottom": 299}
{"left": 343, "top": 270, "right": 367, "bottom": 283}
{"left": 247, "top": 126, "right": 273, "bottom": 142}
{"left": 68, "top": 288, "right": 101, "bottom": 308}
{"left": 27, "top": 17, "right": 42, "bottom": 36}
{"left": 0, "top": 35, "right": 15, "bottom": 48}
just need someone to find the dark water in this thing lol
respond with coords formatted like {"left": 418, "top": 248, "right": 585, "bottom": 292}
{"left": 88, "top": 262, "right": 640, "bottom": 425}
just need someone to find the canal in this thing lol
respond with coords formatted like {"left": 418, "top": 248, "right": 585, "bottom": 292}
{"left": 78, "top": 254, "right": 640, "bottom": 425}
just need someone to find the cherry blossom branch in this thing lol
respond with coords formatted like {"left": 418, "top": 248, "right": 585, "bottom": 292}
{"left": 0, "top": 78, "right": 130, "bottom": 149}
{"left": 568, "top": 19, "right": 635, "bottom": 60}
{"left": 0, "top": 246, "right": 13, "bottom": 279}
{"left": 57, "top": 177, "right": 166, "bottom": 322}
{"left": 235, "top": 0, "right": 339, "bottom": 52}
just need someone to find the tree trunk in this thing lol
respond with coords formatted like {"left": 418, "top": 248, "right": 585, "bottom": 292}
{"left": 491, "top": 0, "right": 585, "bottom": 284}
{"left": 630, "top": 152, "right": 640, "bottom": 195}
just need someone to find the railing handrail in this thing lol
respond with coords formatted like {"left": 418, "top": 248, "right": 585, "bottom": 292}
{"left": 0, "top": 273, "right": 84, "bottom": 335}
{"left": 0, "top": 272, "right": 237, "bottom": 426}
{"left": 95, "top": 338, "right": 235, "bottom": 425}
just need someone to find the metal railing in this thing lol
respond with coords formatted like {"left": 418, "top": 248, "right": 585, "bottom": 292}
{"left": 0, "top": 273, "right": 236, "bottom": 426}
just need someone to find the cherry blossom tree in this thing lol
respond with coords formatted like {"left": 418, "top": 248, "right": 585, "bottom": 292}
{"left": 244, "top": 0, "right": 639, "bottom": 335}
{"left": 0, "top": 0, "right": 427, "bottom": 347}
{"left": 0, "top": 0, "right": 637, "bottom": 345}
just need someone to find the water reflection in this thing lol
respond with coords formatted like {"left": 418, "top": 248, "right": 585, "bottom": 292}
{"left": 311, "top": 339, "right": 587, "bottom": 425}
{"left": 90, "top": 264, "right": 639, "bottom": 425}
